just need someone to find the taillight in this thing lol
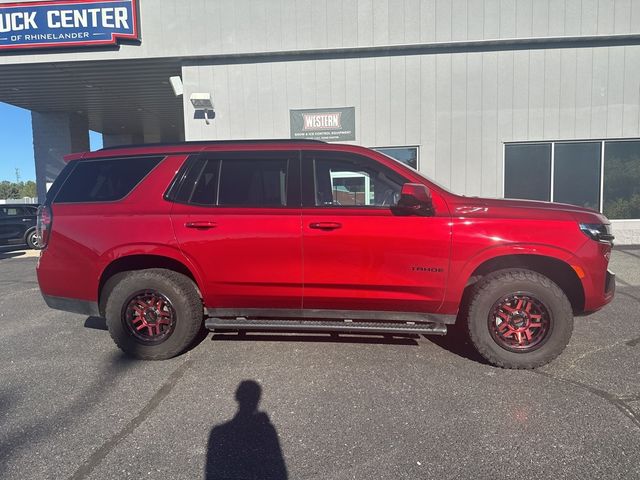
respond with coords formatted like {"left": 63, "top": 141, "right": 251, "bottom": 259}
{"left": 36, "top": 205, "right": 52, "bottom": 249}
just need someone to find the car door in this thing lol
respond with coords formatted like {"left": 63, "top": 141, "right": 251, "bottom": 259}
{"left": 171, "top": 150, "right": 303, "bottom": 312}
{"left": 301, "top": 150, "right": 451, "bottom": 314}
{"left": 0, "top": 206, "right": 30, "bottom": 243}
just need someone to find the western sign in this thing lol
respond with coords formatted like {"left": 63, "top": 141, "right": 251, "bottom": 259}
{"left": 290, "top": 107, "right": 355, "bottom": 141}
{"left": 0, "top": 0, "right": 139, "bottom": 51}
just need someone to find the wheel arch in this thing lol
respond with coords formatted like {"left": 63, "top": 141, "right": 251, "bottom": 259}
{"left": 463, "top": 254, "right": 585, "bottom": 314}
{"left": 98, "top": 253, "right": 202, "bottom": 317}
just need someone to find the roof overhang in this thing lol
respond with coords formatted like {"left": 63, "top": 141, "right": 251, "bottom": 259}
{"left": 0, "top": 57, "right": 183, "bottom": 139}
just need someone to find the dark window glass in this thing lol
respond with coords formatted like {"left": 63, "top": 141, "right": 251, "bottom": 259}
{"left": 374, "top": 147, "right": 418, "bottom": 169}
{"left": 190, "top": 159, "right": 221, "bottom": 206}
{"left": 313, "top": 154, "right": 404, "bottom": 207}
{"left": 218, "top": 159, "right": 288, "bottom": 206}
{"left": 553, "top": 142, "right": 601, "bottom": 210}
{"left": 55, "top": 157, "right": 161, "bottom": 203}
{"left": 7, "top": 208, "right": 19, "bottom": 216}
{"left": 172, "top": 157, "right": 206, "bottom": 204}
{"left": 504, "top": 144, "right": 551, "bottom": 201}
{"left": 604, "top": 140, "right": 640, "bottom": 219}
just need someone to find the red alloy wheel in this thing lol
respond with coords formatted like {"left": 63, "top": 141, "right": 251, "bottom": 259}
{"left": 122, "top": 290, "right": 176, "bottom": 344}
{"left": 488, "top": 293, "right": 552, "bottom": 352}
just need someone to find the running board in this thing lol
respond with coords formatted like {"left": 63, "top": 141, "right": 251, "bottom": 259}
{"left": 204, "top": 318, "right": 447, "bottom": 335}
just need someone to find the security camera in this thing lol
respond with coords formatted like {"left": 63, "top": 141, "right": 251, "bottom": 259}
{"left": 190, "top": 93, "right": 214, "bottom": 125}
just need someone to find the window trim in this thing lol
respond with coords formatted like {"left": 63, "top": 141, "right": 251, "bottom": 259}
{"left": 504, "top": 138, "right": 640, "bottom": 219}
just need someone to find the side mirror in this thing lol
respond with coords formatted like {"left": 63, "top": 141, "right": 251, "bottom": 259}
{"left": 391, "top": 183, "right": 435, "bottom": 217}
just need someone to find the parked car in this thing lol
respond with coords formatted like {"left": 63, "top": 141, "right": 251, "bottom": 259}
{"left": 36, "top": 140, "right": 615, "bottom": 368}
{"left": 0, "top": 204, "right": 39, "bottom": 249}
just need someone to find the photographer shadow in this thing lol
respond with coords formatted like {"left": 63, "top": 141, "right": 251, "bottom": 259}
{"left": 206, "top": 380, "right": 287, "bottom": 480}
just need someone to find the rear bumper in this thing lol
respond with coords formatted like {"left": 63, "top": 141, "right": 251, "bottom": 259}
{"left": 42, "top": 294, "right": 100, "bottom": 317}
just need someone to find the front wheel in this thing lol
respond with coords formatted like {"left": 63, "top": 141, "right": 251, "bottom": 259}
{"left": 466, "top": 269, "right": 573, "bottom": 369}
{"left": 105, "top": 269, "right": 204, "bottom": 360}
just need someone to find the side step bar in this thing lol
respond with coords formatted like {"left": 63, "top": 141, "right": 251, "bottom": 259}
{"left": 204, "top": 318, "right": 447, "bottom": 335}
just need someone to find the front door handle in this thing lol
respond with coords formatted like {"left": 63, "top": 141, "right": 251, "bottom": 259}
{"left": 309, "top": 222, "right": 342, "bottom": 231}
{"left": 185, "top": 221, "right": 217, "bottom": 229}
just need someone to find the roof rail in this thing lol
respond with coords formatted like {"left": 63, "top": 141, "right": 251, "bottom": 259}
{"left": 99, "top": 138, "right": 326, "bottom": 151}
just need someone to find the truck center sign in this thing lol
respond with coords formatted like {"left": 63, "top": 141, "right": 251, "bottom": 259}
{"left": 0, "top": 0, "right": 139, "bottom": 51}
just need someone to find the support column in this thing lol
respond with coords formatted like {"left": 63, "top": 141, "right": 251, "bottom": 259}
{"left": 31, "top": 112, "right": 89, "bottom": 202}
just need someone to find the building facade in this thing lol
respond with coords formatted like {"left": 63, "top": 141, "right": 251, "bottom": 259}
{"left": 1, "top": 0, "right": 640, "bottom": 243}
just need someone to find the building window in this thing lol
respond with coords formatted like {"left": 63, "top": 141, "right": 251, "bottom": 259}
{"left": 504, "top": 140, "right": 640, "bottom": 220}
{"left": 603, "top": 141, "right": 640, "bottom": 220}
{"left": 504, "top": 144, "right": 551, "bottom": 201}
{"left": 553, "top": 142, "right": 601, "bottom": 211}
{"left": 373, "top": 146, "right": 419, "bottom": 170}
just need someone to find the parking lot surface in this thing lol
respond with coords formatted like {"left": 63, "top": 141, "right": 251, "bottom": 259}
{"left": 1, "top": 246, "right": 639, "bottom": 479}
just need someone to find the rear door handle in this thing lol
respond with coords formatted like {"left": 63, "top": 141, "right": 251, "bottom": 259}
{"left": 185, "top": 221, "right": 217, "bottom": 229}
{"left": 309, "top": 222, "right": 342, "bottom": 231}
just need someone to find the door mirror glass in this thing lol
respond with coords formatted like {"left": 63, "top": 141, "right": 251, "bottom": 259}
{"left": 391, "top": 183, "right": 434, "bottom": 216}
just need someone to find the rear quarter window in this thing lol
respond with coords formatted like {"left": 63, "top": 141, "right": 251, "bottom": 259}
{"left": 54, "top": 157, "right": 162, "bottom": 203}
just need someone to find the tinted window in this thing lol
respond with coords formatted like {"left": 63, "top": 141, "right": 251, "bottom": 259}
{"left": 190, "top": 159, "right": 221, "bottom": 206}
{"left": 504, "top": 144, "right": 551, "bottom": 201}
{"left": 604, "top": 140, "right": 640, "bottom": 219}
{"left": 312, "top": 154, "right": 404, "bottom": 207}
{"left": 218, "top": 159, "right": 288, "bottom": 207}
{"left": 55, "top": 157, "right": 162, "bottom": 203}
{"left": 2, "top": 207, "right": 20, "bottom": 216}
{"left": 553, "top": 142, "right": 601, "bottom": 210}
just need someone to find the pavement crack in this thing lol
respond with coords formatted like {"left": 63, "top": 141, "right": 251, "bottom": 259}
{"left": 69, "top": 359, "right": 193, "bottom": 480}
{"left": 533, "top": 370, "right": 640, "bottom": 430}
{"left": 627, "top": 336, "right": 640, "bottom": 347}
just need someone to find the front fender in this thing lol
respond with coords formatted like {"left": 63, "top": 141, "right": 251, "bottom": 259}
{"left": 440, "top": 242, "right": 585, "bottom": 314}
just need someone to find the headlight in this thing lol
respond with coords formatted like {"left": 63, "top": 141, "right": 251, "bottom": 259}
{"left": 579, "top": 223, "right": 615, "bottom": 243}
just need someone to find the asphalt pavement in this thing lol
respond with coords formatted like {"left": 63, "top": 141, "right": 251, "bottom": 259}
{"left": 0, "top": 245, "right": 639, "bottom": 479}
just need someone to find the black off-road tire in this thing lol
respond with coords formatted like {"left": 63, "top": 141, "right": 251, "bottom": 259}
{"left": 105, "top": 269, "right": 204, "bottom": 360}
{"left": 466, "top": 269, "right": 573, "bottom": 369}
{"left": 25, "top": 228, "right": 39, "bottom": 249}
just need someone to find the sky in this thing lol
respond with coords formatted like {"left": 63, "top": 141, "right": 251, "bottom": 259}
{"left": 0, "top": 102, "right": 103, "bottom": 182}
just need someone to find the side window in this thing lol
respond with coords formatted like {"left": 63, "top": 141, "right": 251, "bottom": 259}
{"left": 219, "top": 159, "right": 288, "bottom": 206}
{"left": 312, "top": 154, "right": 405, "bottom": 207}
{"left": 54, "top": 157, "right": 162, "bottom": 203}
{"left": 174, "top": 155, "right": 292, "bottom": 207}
{"left": 5, "top": 208, "right": 19, "bottom": 216}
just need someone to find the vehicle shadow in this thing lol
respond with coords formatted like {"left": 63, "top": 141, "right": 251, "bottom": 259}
{"left": 424, "top": 321, "right": 490, "bottom": 365}
{"left": 0, "top": 245, "right": 27, "bottom": 260}
{"left": 84, "top": 316, "right": 108, "bottom": 331}
{"left": 205, "top": 380, "right": 288, "bottom": 480}
{"left": 210, "top": 330, "right": 420, "bottom": 346}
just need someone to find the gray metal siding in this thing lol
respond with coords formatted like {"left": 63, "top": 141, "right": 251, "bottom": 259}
{"left": 3, "top": 0, "right": 640, "bottom": 66}
{"left": 183, "top": 44, "right": 640, "bottom": 198}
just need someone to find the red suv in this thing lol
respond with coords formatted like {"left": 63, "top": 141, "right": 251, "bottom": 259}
{"left": 36, "top": 140, "right": 615, "bottom": 368}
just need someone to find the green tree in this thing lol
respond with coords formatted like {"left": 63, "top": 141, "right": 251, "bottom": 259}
{"left": 18, "top": 181, "right": 37, "bottom": 198}
{"left": 0, "top": 181, "right": 20, "bottom": 199}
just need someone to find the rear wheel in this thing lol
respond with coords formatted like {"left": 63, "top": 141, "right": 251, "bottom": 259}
{"left": 466, "top": 269, "right": 573, "bottom": 369}
{"left": 25, "top": 228, "right": 39, "bottom": 249}
{"left": 105, "top": 269, "right": 204, "bottom": 360}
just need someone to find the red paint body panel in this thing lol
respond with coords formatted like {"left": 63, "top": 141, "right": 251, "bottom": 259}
{"left": 171, "top": 205, "right": 303, "bottom": 309}
{"left": 37, "top": 142, "right": 614, "bottom": 320}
